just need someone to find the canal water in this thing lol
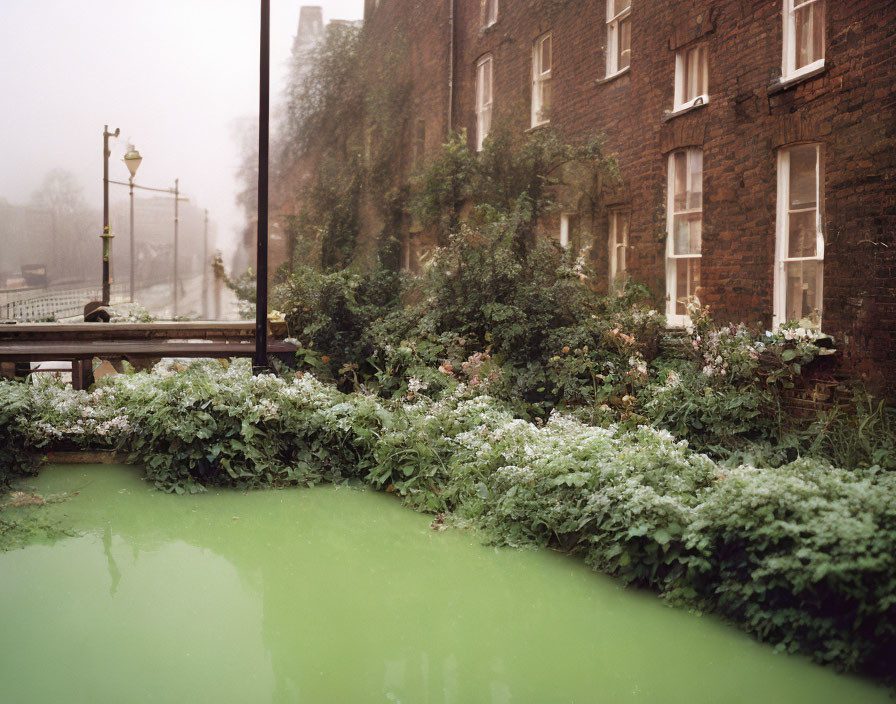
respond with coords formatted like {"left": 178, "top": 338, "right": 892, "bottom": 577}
{"left": 0, "top": 464, "right": 889, "bottom": 704}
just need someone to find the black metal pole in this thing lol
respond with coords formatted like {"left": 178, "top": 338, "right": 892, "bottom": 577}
{"left": 254, "top": 0, "right": 270, "bottom": 371}
{"left": 129, "top": 177, "right": 135, "bottom": 303}
{"left": 173, "top": 178, "right": 179, "bottom": 317}
{"left": 203, "top": 208, "right": 209, "bottom": 319}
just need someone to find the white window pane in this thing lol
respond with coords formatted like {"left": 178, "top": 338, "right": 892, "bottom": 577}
{"left": 688, "top": 150, "right": 703, "bottom": 210}
{"left": 485, "top": 60, "right": 493, "bottom": 103}
{"left": 789, "top": 145, "right": 817, "bottom": 209}
{"left": 788, "top": 211, "right": 817, "bottom": 258}
{"left": 542, "top": 35, "right": 552, "bottom": 73}
{"left": 675, "top": 258, "right": 701, "bottom": 316}
{"left": 541, "top": 78, "right": 552, "bottom": 118}
{"left": 686, "top": 48, "right": 698, "bottom": 100}
{"left": 689, "top": 216, "right": 702, "bottom": 254}
{"left": 785, "top": 260, "right": 820, "bottom": 326}
{"left": 673, "top": 215, "right": 690, "bottom": 255}
{"left": 673, "top": 152, "right": 687, "bottom": 211}
{"left": 698, "top": 46, "right": 708, "bottom": 95}
{"left": 795, "top": 2, "right": 824, "bottom": 69}
{"left": 486, "top": 0, "right": 498, "bottom": 25}
{"left": 618, "top": 18, "right": 631, "bottom": 69}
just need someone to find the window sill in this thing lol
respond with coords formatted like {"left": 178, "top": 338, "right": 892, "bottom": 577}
{"left": 526, "top": 121, "right": 550, "bottom": 134}
{"left": 665, "top": 315, "right": 690, "bottom": 329}
{"left": 595, "top": 66, "right": 630, "bottom": 85}
{"left": 768, "top": 62, "right": 826, "bottom": 96}
{"left": 662, "top": 99, "right": 708, "bottom": 122}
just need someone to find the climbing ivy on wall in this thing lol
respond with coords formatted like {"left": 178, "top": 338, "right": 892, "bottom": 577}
{"left": 272, "top": 23, "right": 412, "bottom": 272}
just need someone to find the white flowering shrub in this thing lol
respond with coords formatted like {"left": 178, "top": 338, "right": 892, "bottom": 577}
{"left": 642, "top": 310, "right": 832, "bottom": 461}
{"left": 687, "top": 461, "right": 896, "bottom": 674}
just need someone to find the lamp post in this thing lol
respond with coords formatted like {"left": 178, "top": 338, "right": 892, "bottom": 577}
{"left": 107, "top": 175, "right": 188, "bottom": 318}
{"left": 203, "top": 208, "right": 209, "bottom": 319}
{"left": 123, "top": 144, "right": 143, "bottom": 303}
{"left": 255, "top": 0, "right": 270, "bottom": 371}
{"left": 101, "top": 125, "right": 120, "bottom": 305}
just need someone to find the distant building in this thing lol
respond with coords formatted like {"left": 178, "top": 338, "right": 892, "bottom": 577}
{"left": 109, "top": 195, "right": 209, "bottom": 291}
{"left": 0, "top": 197, "right": 98, "bottom": 289}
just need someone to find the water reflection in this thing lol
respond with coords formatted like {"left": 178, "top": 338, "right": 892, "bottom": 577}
{"left": 0, "top": 465, "right": 890, "bottom": 704}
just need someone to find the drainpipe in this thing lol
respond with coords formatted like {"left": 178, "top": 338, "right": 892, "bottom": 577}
{"left": 448, "top": 0, "right": 455, "bottom": 134}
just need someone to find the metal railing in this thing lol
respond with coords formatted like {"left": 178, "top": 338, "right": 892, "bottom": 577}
{"left": 2, "top": 283, "right": 128, "bottom": 322}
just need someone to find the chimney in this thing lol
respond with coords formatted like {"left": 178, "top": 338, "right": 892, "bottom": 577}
{"left": 295, "top": 6, "right": 324, "bottom": 52}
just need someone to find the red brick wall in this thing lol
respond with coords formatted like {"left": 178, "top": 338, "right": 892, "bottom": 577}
{"left": 362, "top": 0, "right": 896, "bottom": 393}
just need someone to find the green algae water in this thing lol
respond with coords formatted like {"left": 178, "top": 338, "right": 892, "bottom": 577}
{"left": 0, "top": 465, "right": 889, "bottom": 704}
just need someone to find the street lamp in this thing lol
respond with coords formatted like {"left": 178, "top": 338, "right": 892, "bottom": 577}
{"left": 101, "top": 124, "right": 120, "bottom": 306}
{"left": 123, "top": 144, "right": 143, "bottom": 303}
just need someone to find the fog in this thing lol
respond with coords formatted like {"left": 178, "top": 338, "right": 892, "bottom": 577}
{"left": 0, "top": 0, "right": 363, "bottom": 272}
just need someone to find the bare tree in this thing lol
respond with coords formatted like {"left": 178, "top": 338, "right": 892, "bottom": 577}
{"left": 30, "top": 169, "right": 89, "bottom": 282}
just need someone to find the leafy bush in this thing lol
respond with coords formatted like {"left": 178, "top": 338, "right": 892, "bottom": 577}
{"left": 0, "top": 381, "right": 42, "bottom": 484}
{"left": 273, "top": 265, "right": 405, "bottom": 385}
{"left": 110, "top": 361, "right": 383, "bottom": 494}
{"left": 687, "top": 461, "right": 896, "bottom": 675}
{"left": 795, "top": 389, "right": 896, "bottom": 471}
{"left": 6, "top": 362, "right": 894, "bottom": 678}
{"left": 274, "top": 223, "right": 664, "bottom": 417}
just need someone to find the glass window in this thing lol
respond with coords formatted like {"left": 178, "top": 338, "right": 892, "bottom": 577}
{"left": 783, "top": 0, "right": 824, "bottom": 79}
{"left": 559, "top": 213, "right": 579, "bottom": 249}
{"left": 484, "top": 0, "right": 498, "bottom": 28}
{"left": 666, "top": 149, "right": 702, "bottom": 325}
{"left": 608, "top": 209, "right": 630, "bottom": 293}
{"left": 531, "top": 33, "right": 552, "bottom": 127}
{"left": 776, "top": 144, "right": 824, "bottom": 328}
{"left": 476, "top": 56, "right": 493, "bottom": 151}
{"left": 674, "top": 44, "right": 708, "bottom": 111}
{"left": 606, "top": 0, "right": 632, "bottom": 76}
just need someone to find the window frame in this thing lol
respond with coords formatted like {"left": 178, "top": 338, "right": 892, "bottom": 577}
{"left": 559, "top": 212, "right": 579, "bottom": 249}
{"left": 782, "top": 0, "right": 825, "bottom": 81}
{"left": 531, "top": 32, "right": 552, "bottom": 128}
{"left": 673, "top": 44, "right": 708, "bottom": 113}
{"left": 665, "top": 148, "right": 703, "bottom": 327}
{"left": 608, "top": 208, "right": 630, "bottom": 294}
{"left": 475, "top": 55, "right": 494, "bottom": 152}
{"left": 606, "top": 0, "right": 631, "bottom": 78}
{"left": 774, "top": 143, "right": 824, "bottom": 329}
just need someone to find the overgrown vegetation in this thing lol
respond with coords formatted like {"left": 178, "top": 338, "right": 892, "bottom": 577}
{"left": 2, "top": 362, "right": 894, "bottom": 679}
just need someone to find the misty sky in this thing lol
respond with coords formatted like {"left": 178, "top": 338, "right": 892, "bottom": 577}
{"left": 0, "top": 0, "right": 363, "bottom": 263}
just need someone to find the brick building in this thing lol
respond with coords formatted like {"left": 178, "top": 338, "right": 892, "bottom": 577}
{"left": 358, "top": 0, "right": 896, "bottom": 390}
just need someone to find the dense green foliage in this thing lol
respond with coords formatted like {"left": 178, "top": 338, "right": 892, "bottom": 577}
{"left": 410, "top": 125, "right": 616, "bottom": 250}
{"left": 0, "top": 381, "right": 41, "bottom": 481}
{"left": 2, "top": 361, "right": 895, "bottom": 679}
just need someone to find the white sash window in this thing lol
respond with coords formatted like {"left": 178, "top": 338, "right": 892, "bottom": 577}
{"left": 666, "top": 149, "right": 702, "bottom": 326}
{"left": 484, "top": 0, "right": 498, "bottom": 28}
{"left": 673, "top": 45, "right": 708, "bottom": 112}
{"left": 531, "top": 33, "right": 552, "bottom": 127}
{"left": 475, "top": 55, "right": 493, "bottom": 151}
{"left": 775, "top": 144, "right": 824, "bottom": 329}
{"left": 608, "top": 209, "right": 629, "bottom": 294}
{"left": 783, "top": 0, "right": 824, "bottom": 80}
{"left": 606, "top": 0, "right": 631, "bottom": 77}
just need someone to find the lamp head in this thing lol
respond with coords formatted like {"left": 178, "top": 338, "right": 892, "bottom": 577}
{"left": 123, "top": 143, "right": 143, "bottom": 179}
